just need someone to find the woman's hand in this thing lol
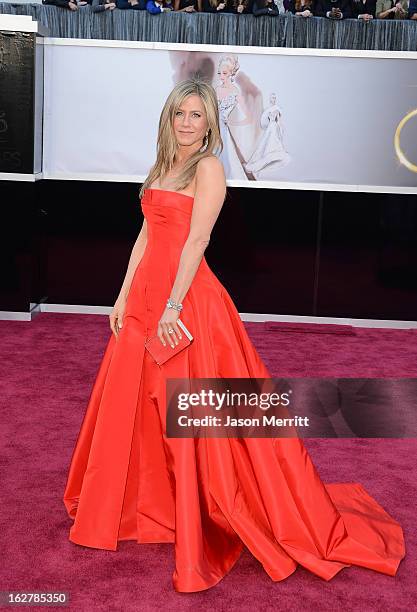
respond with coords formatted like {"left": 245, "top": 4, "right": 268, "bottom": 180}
{"left": 109, "top": 295, "right": 127, "bottom": 339}
{"left": 158, "top": 307, "right": 183, "bottom": 348}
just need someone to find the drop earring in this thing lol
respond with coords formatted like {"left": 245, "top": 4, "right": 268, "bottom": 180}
{"left": 199, "top": 131, "right": 209, "bottom": 153}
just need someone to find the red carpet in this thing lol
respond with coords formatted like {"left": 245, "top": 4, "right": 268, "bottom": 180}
{"left": 1, "top": 313, "right": 415, "bottom": 610}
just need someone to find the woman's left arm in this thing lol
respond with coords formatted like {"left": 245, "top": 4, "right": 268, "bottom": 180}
{"left": 156, "top": 156, "right": 226, "bottom": 345}
{"left": 169, "top": 156, "right": 226, "bottom": 305}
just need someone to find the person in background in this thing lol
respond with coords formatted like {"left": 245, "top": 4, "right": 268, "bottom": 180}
{"left": 174, "top": 0, "right": 201, "bottom": 10}
{"left": 226, "top": 0, "right": 252, "bottom": 13}
{"left": 202, "top": 0, "right": 228, "bottom": 11}
{"left": 409, "top": 0, "right": 417, "bottom": 16}
{"left": 252, "top": 0, "right": 279, "bottom": 15}
{"left": 314, "top": 0, "right": 353, "bottom": 18}
{"left": 287, "top": 0, "right": 313, "bottom": 15}
{"left": 272, "top": 0, "right": 286, "bottom": 11}
{"left": 224, "top": 0, "right": 252, "bottom": 15}
{"left": 376, "top": 0, "right": 409, "bottom": 17}
{"left": 92, "top": 0, "right": 116, "bottom": 11}
{"left": 42, "top": 0, "right": 79, "bottom": 10}
{"left": 352, "top": 0, "right": 376, "bottom": 18}
{"left": 146, "top": 0, "right": 173, "bottom": 11}
{"left": 116, "top": 0, "right": 146, "bottom": 9}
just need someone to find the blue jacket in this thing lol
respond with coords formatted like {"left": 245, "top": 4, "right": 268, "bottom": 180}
{"left": 146, "top": 0, "right": 172, "bottom": 12}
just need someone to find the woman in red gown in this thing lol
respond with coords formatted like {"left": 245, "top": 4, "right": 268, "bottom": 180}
{"left": 63, "top": 77, "right": 405, "bottom": 592}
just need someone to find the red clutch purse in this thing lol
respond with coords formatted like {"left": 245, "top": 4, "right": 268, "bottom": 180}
{"left": 144, "top": 318, "right": 193, "bottom": 365}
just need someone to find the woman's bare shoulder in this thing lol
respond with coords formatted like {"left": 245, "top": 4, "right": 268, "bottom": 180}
{"left": 196, "top": 154, "right": 225, "bottom": 177}
{"left": 196, "top": 155, "right": 226, "bottom": 199}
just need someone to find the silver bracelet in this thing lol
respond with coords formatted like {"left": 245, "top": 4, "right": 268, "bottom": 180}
{"left": 166, "top": 297, "right": 183, "bottom": 311}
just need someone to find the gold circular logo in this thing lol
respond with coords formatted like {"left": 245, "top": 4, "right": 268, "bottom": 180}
{"left": 394, "top": 109, "right": 417, "bottom": 173}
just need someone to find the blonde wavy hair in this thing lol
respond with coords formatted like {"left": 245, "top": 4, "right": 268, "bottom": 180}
{"left": 217, "top": 55, "right": 240, "bottom": 80}
{"left": 139, "top": 77, "right": 223, "bottom": 199}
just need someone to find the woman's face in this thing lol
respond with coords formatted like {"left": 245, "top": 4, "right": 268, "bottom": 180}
{"left": 218, "top": 63, "right": 232, "bottom": 85}
{"left": 172, "top": 94, "right": 208, "bottom": 150}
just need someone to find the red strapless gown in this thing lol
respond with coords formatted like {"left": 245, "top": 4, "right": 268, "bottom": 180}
{"left": 63, "top": 188, "right": 405, "bottom": 592}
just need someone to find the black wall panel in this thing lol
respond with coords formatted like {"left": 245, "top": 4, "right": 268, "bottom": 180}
{"left": 1, "top": 180, "right": 416, "bottom": 321}
{"left": 317, "top": 192, "right": 417, "bottom": 320}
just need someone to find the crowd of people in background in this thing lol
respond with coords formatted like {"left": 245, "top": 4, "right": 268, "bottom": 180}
{"left": 42, "top": 0, "right": 417, "bottom": 20}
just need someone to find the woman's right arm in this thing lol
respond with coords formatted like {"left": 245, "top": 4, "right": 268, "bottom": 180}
{"left": 110, "top": 217, "right": 148, "bottom": 338}
{"left": 118, "top": 218, "right": 148, "bottom": 302}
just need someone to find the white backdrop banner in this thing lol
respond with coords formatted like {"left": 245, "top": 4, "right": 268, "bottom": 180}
{"left": 43, "top": 41, "right": 417, "bottom": 193}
